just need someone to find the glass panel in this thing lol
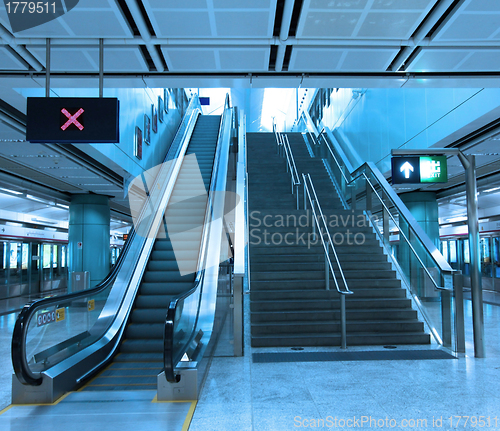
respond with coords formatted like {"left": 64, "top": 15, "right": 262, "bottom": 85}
{"left": 42, "top": 245, "right": 51, "bottom": 269}
{"left": 449, "top": 240, "right": 457, "bottom": 263}
{"left": 22, "top": 244, "right": 29, "bottom": 270}
{"left": 463, "top": 239, "right": 470, "bottom": 276}
{"left": 480, "top": 237, "right": 491, "bottom": 277}
{"left": 52, "top": 245, "right": 58, "bottom": 268}
{"left": 61, "top": 246, "right": 66, "bottom": 268}
{"left": 0, "top": 242, "right": 7, "bottom": 299}
{"left": 441, "top": 241, "right": 448, "bottom": 263}
{"left": 24, "top": 284, "right": 113, "bottom": 375}
{"left": 10, "top": 243, "right": 18, "bottom": 269}
{"left": 494, "top": 237, "right": 500, "bottom": 278}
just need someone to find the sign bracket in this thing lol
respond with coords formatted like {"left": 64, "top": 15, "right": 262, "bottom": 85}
{"left": 392, "top": 147, "right": 484, "bottom": 358}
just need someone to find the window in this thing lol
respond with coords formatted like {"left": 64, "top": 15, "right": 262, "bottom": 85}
{"left": 449, "top": 240, "right": 457, "bottom": 263}
{"left": 22, "top": 243, "right": 29, "bottom": 270}
{"left": 10, "top": 243, "right": 18, "bottom": 269}
{"left": 441, "top": 241, "right": 448, "bottom": 262}
{"left": 43, "top": 244, "right": 51, "bottom": 269}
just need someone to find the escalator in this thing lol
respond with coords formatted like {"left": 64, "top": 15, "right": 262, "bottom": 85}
{"left": 82, "top": 116, "right": 221, "bottom": 391}
{"left": 11, "top": 95, "right": 234, "bottom": 403}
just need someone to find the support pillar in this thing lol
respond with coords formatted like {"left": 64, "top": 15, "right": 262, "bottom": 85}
{"left": 68, "top": 195, "right": 110, "bottom": 291}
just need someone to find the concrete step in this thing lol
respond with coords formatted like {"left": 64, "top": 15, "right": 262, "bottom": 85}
{"left": 250, "top": 297, "right": 412, "bottom": 312}
{"left": 250, "top": 278, "right": 402, "bottom": 290}
{"left": 251, "top": 261, "right": 392, "bottom": 272}
{"left": 251, "top": 332, "right": 431, "bottom": 347}
{"left": 251, "top": 320, "right": 425, "bottom": 336}
{"left": 251, "top": 308, "right": 418, "bottom": 323}
{"left": 251, "top": 269, "right": 396, "bottom": 281}
{"left": 250, "top": 288, "right": 406, "bottom": 301}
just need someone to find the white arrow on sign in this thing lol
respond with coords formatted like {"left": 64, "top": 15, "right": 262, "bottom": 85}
{"left": 400, "top": 161, "right": 414, "bottom": 179}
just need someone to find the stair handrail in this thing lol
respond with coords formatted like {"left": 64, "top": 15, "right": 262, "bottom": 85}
{"left": 274, "top": 132, "right": 301, "bottom": 209}
{"left": 319, "top": 131, "right": 454, "bottom": 291}
{"left": 302, "top": 173, "right": 352, "bottom": 349}
{"left": 164, "top": 94, "right": 233, "bottom": 382}
{"left": 11, "top": 94, "right": 202, "bottom": 388}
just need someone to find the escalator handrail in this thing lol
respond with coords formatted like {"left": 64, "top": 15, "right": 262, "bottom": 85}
{"left": 164, "top": 95, "right": 232, "bottom": 382}
{"left": 11, "top": 94, "right": 202, "bottom": 386}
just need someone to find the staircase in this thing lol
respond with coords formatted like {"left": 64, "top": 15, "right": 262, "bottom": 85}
{"left": 248, "top": 132, "right": 430, "bottom": 348}
{"left": 82, "top": 115, "right": 221, "bottom": 391}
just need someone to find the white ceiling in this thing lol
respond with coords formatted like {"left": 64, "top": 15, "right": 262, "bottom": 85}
{"left": 1, "top": 0, "right": 500, "bottom": 226}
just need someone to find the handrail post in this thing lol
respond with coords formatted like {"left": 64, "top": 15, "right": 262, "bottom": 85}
{"left": 311, "top": 203, "right": 316, "bottom": 241}
{"left": 341, "top": 165, "right": 346, "bottom": 197}
{"left": 340, "top": 294, "right": 347, "bottom": 349}
{"left": 453, "top": 270, "right": 466, "bottom": 354}
{"left": 325, "top": 240, "right": 330, "bottom": 291}
{"left": 382, "top": 190, "right": 390, "bottom": 243}
{"left": 441, "top": 288, "right": 452, "bottom": 348}
{"left": 303, "top": 182, "right": 307, "bottom": 210}
{"left": 365, "top": 180, "right": 372, "bottom": 212}
{"left": 295, "top": 184, "right": 299, "bottom": 210}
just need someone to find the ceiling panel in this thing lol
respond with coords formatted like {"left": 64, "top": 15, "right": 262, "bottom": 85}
{"left": 290, "top": 48, "right": 343, "bottom": 71}
{"left": 464, "top": 0, "right": 500, "bottom": 12}
{"left": 150, "top": 11, "right": 212, "bottom": 37}
{"left": 162, "top": 48, "right": 217, "bottom": 71}
{"left": 1, "top": 1, "right": 133, "bottom": 38}
{"left": 371, "top": 0, "right": 435, "bottom": 10}
{"left": 456, "top": 51, "right": 500, "bottom": 72}
{"left": 88, "top": 48, "right": 149, "bottom": 72}
{"left": 28, "top": 46, "right": 96, "bottom": 72}
{"left": 0, "top": 47, "right": 28, "bottom": 70}
{"left": 213, "top": 0, "right": 273, "bottom": 8}
{"left": 300, "top": 12, "right": 362, "bottom": 38}
{"left": 27, "top": 46, "right": 148, "bottom": 72}
{"left": 407, "top": 49, "right": 470, "bottom": 72}
{"left": 340, "top": 48, "right": 398, "bottom": 71}
{"left": 356, "top": 12, "right": 422, "bottom": 38}
{"left": 214, "top": 11, "right": 272, "bottom": 37}
{"left": 62, "top": 10, "right": 131, "bottom": 37}
{"left": 144, "top": 0, "right": 208, "bottom": 8}
{"left": 219, "top": 48, "right": 269, "bottom": 71}
{"left": 437, "top": 14, "right": 500, "bottom": 40}
{"left": 309, "top": 0, "right": 368, "bottom": 9}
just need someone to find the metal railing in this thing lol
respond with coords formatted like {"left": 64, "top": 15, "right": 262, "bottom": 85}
{"left": 274, "top": 131, "right": 300, "bottom": 209}
{"left": 302, "top": 173, "right": 353, "bottom": 349}
{"left": 310, "top": 122, "right": 464, "bottom": 354}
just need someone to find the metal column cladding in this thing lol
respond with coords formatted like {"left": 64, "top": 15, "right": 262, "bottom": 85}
{"left": 26, "top": 97, "right": 120, "bottom": 143}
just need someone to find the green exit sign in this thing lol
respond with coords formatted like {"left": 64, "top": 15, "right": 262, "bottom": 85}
{"left": 392, "top": 156, "right": 448, "bottom": 184}
{"left": 420, "top": 156, "right": 447, "bottom": 183}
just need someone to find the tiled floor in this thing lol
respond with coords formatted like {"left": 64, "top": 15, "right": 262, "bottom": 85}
{"left": 188, "top": 295, "right": 500, "bottom": 431}
{"left": 1, "top": 293, "right": 500, "bottom": 430}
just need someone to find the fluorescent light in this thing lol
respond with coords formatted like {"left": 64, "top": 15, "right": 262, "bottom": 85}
{"left": 56, "top": 203, "right": 69, "bottom": 209}
{"left": 440, "top": 224, "right": 452, "bottom": 228}
{"left": 483, "top": 187, "right": 500, "bottom": 193}
{"left": 0, "top": 187, "right": 22, "bottom": 195}
{"left": 27, "top": 194, "right": 55, "bottom": 205}
{"left": 447, "top": 216, "right": 467, "bottom": 223}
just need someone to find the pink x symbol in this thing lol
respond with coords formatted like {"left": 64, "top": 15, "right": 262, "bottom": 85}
{"left": 61, "top": 108, "right": 84, "bottom": 131}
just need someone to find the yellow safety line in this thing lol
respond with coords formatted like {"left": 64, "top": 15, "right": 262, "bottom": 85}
{"left": 0, "top": 405, "right": 13, "bottom": 416}
{"left": 182, "top": 401, "right": 197, "bottom": 431}
{"left": 151, "top": 395, "right": 198, "bottom": 428}
{"left": 1, "top": 391, "right": 73, "bottom": 414}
